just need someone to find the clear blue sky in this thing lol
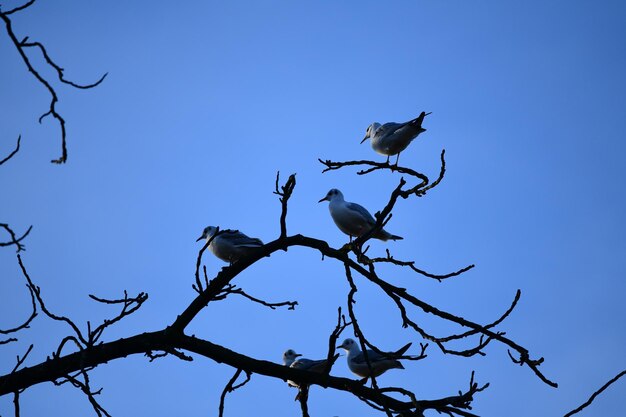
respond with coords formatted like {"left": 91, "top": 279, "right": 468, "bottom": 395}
{"left": 1, "top": 1, "right": 625, "bottom": 416}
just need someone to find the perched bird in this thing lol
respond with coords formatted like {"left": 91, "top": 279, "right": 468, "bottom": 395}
{"left": 282, "top": 349, "right": 339, "bottom": 388}
{"left": 318, "top": 189, "right": 402, "bottom": 241}
{"left": 361, "top": 111, "right": 431, "bottom": 165}
{"left": 196, "top": 226, "right": 263, "bottom": 263}
{"left": 336, "top": 338, "right": 411, "bottom": 380}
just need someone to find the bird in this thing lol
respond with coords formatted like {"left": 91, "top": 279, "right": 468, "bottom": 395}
{"left": 282, "top": 349, "right": 339, "bottom": 388}
{"left": 336, "top": 338, "right": 411, "bottom": 380}
{"left": 361, "top": 111, "right": 431, "bottom": 165}
{"left": 318, "top": 189, "right": 402, "bottom": 241}
{"left": 196, "top": 226, "right": 263, "bottom": 263}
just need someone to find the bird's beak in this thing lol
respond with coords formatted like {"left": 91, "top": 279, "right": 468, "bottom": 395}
{"left": 196, "top": 235, "right": 204, "bottom": 242}
{"left": 336, "top": 344, "right": 343, "bottom": 349}
{"left": 295, "top": 353, "right": 302, "bottom": 358}
{"left": 360, "top": 135, "right": 368, "bottom": 144}
{"left": 318, "top": 196, "right": 328, "bottom": 203}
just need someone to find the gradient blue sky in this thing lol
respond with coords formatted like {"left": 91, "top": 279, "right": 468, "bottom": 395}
{"left": 1, "top": 1, "right": 625, "bottom": 416}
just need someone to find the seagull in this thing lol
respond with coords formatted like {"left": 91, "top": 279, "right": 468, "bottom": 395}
{"left": 196, "top": 226, "right": 263, "bottom": 263}
{"left": 318, "top": 189, "right": 402, "bottom": 241}
{"left": 336, "top": 338, "right": 411, "bottom": 380}
{"left": 361, "top": 111, "right": 431, "bottom": 165}
{"left": 282, "top": 349, "right": 339, "bottom": 388}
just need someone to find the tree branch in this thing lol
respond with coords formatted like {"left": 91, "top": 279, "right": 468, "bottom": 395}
{"left": 0, "top": 224, "right": 32, "bottom": 252}
{"left": 0, "top": 6, "right": 106, "bottom": 163}
{"left": 0, "top": 135, "right": 21, "bottom": 165}
{"left": 563, "top": 369, "right": 626, "bottom": 417}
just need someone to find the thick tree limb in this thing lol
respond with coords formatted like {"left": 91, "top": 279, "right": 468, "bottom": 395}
{"left": 0, "top": 331, "right": 487, "bottom": 415}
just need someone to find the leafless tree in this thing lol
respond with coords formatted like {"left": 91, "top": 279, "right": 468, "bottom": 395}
{"left": 1, "top": 3, "right": 623, "bottom": 417}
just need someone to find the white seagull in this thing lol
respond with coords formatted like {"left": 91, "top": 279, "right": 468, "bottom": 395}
{"left": 361, "top": 111, "right": 431, "bottom": 165}
{"left": 196, "top": 226, "right": 263, "bottom": 263}
{"left": 336, "top": 338, "right": 411, "bottom": 379}
{"left": 282, "top": 349, "right": 339, "bottom": 388}
{"left": 318, "top": 189, "right": 402, "bottom": 241}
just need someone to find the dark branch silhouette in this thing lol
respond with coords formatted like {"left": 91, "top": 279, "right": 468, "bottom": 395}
{"left": 8, "top": 103, "right": 622, "bottom": 414}
{"left": 563, "top": 369, "right": 626, "bottom": 417}
{"left": 0, "top": 1, "right": 107, "bottom": 163}
{"left": 218, "top": 368, "right": 251, "bottom": 417}
{"left": 0, "top": 223, "right": 33, "bottom": 252}
{"left": 0, "top": 134, "right": 21, "bottom": 165}
{"left": 1, "top": 181, "right": 557, "bottom": 416}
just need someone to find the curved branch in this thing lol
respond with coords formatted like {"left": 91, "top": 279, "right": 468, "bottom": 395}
{"left": 2, "top": 1, "right": 36, "bottom": 15}
{"left": 168, "top": 233, "right": 556, "bottom": 386}
{"left": 0, "top": 224, "right": 32, "bottom": 252}
{"left": 0, "top": 331, "right": 487, "bottom": 416}
{"left": 0, "top": 135, "right": 21, "bottom": 166}
{"left": 0, "top": 283, "right": 37, "bottom": 341}
{"left": 368, "top": 248, "right": 474, "bottom": 281}
{"left": 0, "top": 7, "right": 106, "bottom": 163}
{"left": 564, "top": 369, "right": 626, "bottom": 417}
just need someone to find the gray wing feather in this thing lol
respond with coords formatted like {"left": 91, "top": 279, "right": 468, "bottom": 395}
{"left": 376, "top": 122, "right": 407, "bottom": 138}
{"left": 346, "top": 202, "right": 376, "bottom": 225}
{"left": 351, "top": 350, "right": 386, "bottom": 364}
{"left": 224, "top": 231, "right": 263, "bottom": 247}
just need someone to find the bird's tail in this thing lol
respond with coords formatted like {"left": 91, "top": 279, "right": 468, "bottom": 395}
{"left": 394, "top": 342, "right": 412, "bottom": 356}
{"left": 409, "top": 111, "right": 431, "bottom": 132}
{"left": 374, "top": 230, "right": 403, "bottom": 241}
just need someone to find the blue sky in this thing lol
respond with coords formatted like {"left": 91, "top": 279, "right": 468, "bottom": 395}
{"left": 1, "top": 1, "right": 625, "bottom": 416}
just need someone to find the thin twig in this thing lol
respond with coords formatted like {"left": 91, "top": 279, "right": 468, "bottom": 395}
{"left": 564, "top": 369, "right": 626, "bottom": 417}
{"left": 0, "top": 135, "right": 21, "bottom": 165}
{"left": 218, "top": 369, "right": 251, "bottom": 417}
{"left": 0, "top": 224, "right": 33, "bottom": 252}
{"left": 0, "top": 7, "right": 106, "bottom": 163}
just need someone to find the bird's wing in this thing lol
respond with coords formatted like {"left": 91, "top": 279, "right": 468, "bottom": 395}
{"left": 375, "top": 122, "right": 405, "bottom": 138}
{"left": 223, "top": 231, "right": 263, "bottom": 247}
{"left": 351, "top": 350, "right": 385, "bottom": 364}
{"left": 303, "top": 359, "right": 328, "bottom": 371}
{"left": 345, "top": 202, "right": 376, "bottom": 225}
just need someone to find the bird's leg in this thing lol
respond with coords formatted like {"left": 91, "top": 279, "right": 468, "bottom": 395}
{"left": 395, "top": 153, "right": 400, "bottom": 166}
{"left": 385, "top": 155, "right": 390, "bottom": 164}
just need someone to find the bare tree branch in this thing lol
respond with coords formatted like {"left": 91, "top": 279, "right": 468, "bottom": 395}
{"left": 0, "top": 283, "right": 37, "bottom": 344}
{"left": 0, "top": 224, "right": 32, "bottom": 252}
{"left": 87, "top": 290, "right": 148, "bottom": 345}
{"left": 13, "top": 390, "right": 21, "bottom": 417}
{"left": 0, "top": 5, "right": 107, "bottom": 163}
{"left": 0, "top": 135, "right": 21, "bottom": 165}
{"left": 17, "top": 254, "right": 88, "bottom": 346}
{"left": 2, "top": 1, "right": 36, "bottom": 15}
{"left": 367, "top": 249, "right": 475, "bottom": 281}
{"left": 11, "top": 344, "right": 34, "bottom": 374}
{"left": 218, "top": 368, "right": 252, "bottom": 417}
{"left": 274, "top": 172, "right": 296, "bottom": 238}
{"left": 563, "top": 369, "right": 626, "bottom": 417}
{"left": 0, "top": 332, "right": 493, "bottom": 415}
{"left": 324, "top": 307, "right": 351, "bottom": 374}
{"left": 53, "top": 371, "right": 111, "bottom": 417}
{"left": 213, "top": 284, "right": 298, "bottom": 310}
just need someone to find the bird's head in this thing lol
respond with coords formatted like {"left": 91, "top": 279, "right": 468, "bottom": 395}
{"left": 336, "top": 338, "right": 358, "bottom": 352}
{"left": 361, "top": 123, "right": 380, "bottom": 144}
{"left": 282, "top": 349, "right": 302, "bottom": 366}
{"left": 318, "top": 188, "right": 343, "bottom": 203}
{"left": 196, "top": 225, "right": 217, "bottom": 242}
